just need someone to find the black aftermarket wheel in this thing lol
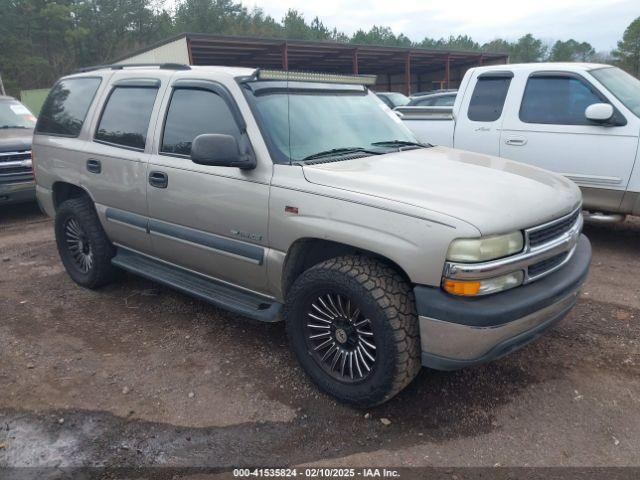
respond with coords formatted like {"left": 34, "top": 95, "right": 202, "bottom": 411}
{"left": 304, "top": 291, "right": 377, "bottom": 383}
{"left": 55, "top": 196, "right": 118, "bottom": 289}
{"left": 285, "top": 256, "right": 421, "bottom": 406}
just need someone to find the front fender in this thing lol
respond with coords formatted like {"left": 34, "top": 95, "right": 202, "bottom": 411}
{"left": 266, "top": 181, "right": 479, "bottom": 299}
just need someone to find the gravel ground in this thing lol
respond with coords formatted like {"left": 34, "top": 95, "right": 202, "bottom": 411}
{"left": 0, "top": 202, "right": 639, "bottom": 473}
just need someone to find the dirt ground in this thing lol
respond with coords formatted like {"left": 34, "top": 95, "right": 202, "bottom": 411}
{"left": 0, "top": 202, "right": 639, "bottom": 473}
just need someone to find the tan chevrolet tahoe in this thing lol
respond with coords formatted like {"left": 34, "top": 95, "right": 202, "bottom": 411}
{"left": 33, "top": 64, "right": 592, "bottom": 406}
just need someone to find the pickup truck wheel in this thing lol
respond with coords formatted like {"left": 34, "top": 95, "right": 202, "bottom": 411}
{"left": 54, "top": 197, "right": 117, "bottom": 289}
{"left": 285, "top": 256, "right": 421, "bottom": 406}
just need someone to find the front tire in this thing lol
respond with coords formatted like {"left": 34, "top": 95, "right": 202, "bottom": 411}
{"left": 55, "top": 196, "right": 117, "bottom": 289}
{"left": 284, "top": 256, "right": 421, "bottom": 406}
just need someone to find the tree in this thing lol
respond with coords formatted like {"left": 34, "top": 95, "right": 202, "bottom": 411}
{"left": 282, "top": 9, "right": 311, "bottom": 40}
{"left": 549, "top": 39, "right": 595, "bottom": 62}
{"left": 0, "top": 0, "right": 613, "bottom": 95}
{"left": 417, "top": 35, "right": 479, "bottom": 51}
{"left": 351, "top": 26, "right": 411, "bottom": 47}
{"left": 174, "top": 0, "right": 244, "bottom": 35}
{"left": 613, "top": 16, "right": 640, "bottom": 77}
{"left": 482, "top": 39, "right": 511, "bottom": 55}
{"left": 0, "top": 0, "right": 77, "bottom": 93}
{"left": 510, "top": 34, "right": 547, "bottom": 63}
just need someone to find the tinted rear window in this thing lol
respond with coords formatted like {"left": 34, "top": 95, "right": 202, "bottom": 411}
{"left": 95, "top": 87, "right": 158, "bottom": 150}
{"left": 467, "top": 76, "right": 511, "bottom": 122}
{"left": 36, "top": 77, "right": 102, "bottom": 137}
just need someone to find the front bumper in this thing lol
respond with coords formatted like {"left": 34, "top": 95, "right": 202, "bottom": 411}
{"left": 0, "top": 180, "right": 36, "bottom": 205}
{"left": 416, "top": 234, "right": 591, "bottom": 370}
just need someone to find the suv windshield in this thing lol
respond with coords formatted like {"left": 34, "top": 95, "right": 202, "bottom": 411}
{"left": 246, "top": 85, "right": 419, "bottom": 163}
{"left": 0, "top": 99, "right": 37, "bottom": 129}
{"left": 591, "top": 67, "right": 640, "bottom": 118}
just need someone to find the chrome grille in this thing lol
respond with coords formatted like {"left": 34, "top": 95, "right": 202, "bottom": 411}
{"left": 445, "top": 207, "right": 583, "bottom": 288}
{"left": 0, "top": 151, "right": 31, "bottom": 163}
{"left": 0, "top": 150, "right": 33, "bottom": 185}
{"left": 528, "top": 252, "right": 568, "bottom": 278}
{"left": 528, "top": 209, "right": 581, "bottom": 248}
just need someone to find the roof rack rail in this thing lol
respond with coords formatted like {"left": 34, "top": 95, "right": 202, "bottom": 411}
{"left": 75, "top": 63, "right": 191, "bottom": 73}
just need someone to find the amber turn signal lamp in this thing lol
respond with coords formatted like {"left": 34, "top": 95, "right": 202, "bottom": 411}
{"left": 443, "top": 279, "right": 481, "bottom": 296}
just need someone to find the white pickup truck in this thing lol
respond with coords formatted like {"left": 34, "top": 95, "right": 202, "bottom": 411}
{"left": 398, "top": 63, "right": 640, "bottom": 222}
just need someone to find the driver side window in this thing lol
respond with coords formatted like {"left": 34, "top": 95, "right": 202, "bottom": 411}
{"left": 161, "top": 88, "right": 241, "bottom": 157}
{"left": 520, "top": 76, "right": 604, "bottom": 125}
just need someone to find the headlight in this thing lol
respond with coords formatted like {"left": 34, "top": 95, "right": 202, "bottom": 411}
{"left": 446, "top": 232, "right": 524, "bottom": 263}
{"left": 443, "top": 271, "right": 524, "bottom": 296}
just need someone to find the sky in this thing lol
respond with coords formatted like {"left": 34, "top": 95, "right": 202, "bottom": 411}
{"left": 236, "top": 0, "right": 639, "bottom": 51}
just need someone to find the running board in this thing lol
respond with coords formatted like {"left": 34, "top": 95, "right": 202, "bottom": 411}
{"left": 111, "top": 249, "right": 282, "bottom": 322}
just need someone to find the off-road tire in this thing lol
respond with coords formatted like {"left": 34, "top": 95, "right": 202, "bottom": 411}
{"left": 55, "top": 196, "right": 118, "bottom": 289}
{"left": 284, "top": 256, "right": 421, "bottom": 406}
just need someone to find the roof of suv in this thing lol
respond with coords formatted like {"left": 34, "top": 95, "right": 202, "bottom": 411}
{"left": 70, "top": 64, "right": 257, "bottom": 80}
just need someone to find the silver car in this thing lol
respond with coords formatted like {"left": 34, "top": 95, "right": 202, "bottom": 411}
{"left": 0, "top": 96, "right": 37, "bottom": 205}
{"left": 33, "top": 65, "right": 591, "bottom": 406}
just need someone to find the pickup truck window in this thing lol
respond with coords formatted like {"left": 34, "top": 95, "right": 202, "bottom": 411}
{"left": 248, "top": 90, "right": 416, "bottom": 163}
{"left": 591, "top": 67, "right": 640, "bottom": 118}
{"left": 36, "top": 77, "right": 101, "bottom": 137}
{"left": 161, "top": 88, "right": 241, "bottom": 157}
{"left": 467, "top": 76, "right": 511, "bottom": 122}
{"left": 520, "top": 76, "right": 602, "bottom": 125}
{"left": 95, "top": 86, "right": 158, "bottom": 150}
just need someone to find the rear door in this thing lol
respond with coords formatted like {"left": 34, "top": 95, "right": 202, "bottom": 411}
{"left": 83, "top": 72, "right": 169, "bottom": 254}
{"left": 454, "top": 71, "right": 513, "bottom": 156}
{"left": 500, "top": 71, "right": 639, "bottom": 211}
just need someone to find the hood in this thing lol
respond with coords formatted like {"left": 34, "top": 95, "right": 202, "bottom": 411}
{"left": 302, "top": 146, "right": 582, "bottom": 235}
{"left": 0, "top": 128, "right": 34, "bottom": 152}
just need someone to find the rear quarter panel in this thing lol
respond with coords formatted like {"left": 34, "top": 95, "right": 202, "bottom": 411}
{"left": 33, "top": 72, "right": 114, "bottom": 216}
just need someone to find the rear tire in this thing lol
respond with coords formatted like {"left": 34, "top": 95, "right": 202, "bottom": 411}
{"left": 284, "top": 256, "right": 421, "bottom": 407}
{"left": 55, "top": 196, "right": 117, "bottom": 289}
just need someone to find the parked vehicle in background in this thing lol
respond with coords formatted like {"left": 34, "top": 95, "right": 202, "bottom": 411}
{"left": 375, "top": 91, "right": 410, "bottom": 108}
{"left": 408, "top": 90, "right": 457, "bottom": 107}
{"left": 33, "top": 65, "right": 590, "bottom": 406}
{"left": 0, "top": 96, "right": 37, "bottom": 205}
{"left": 399, "top": 63, "right": 640, "bottom": 222}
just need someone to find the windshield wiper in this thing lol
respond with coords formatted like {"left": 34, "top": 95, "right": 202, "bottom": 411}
{"left": 301, "top": 147, "right": 381, "bottom": 162}
{"left": 0, "top": 125, "right": 29, "bottom": 129}
{"left": 371, "top": 140, "right": 429, "bottom": 149}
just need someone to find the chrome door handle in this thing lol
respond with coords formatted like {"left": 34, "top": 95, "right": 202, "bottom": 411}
{"left": 505, "top": 137, "right": 527, "bottom": 146}
{"left": 86, "top": 158, "right": 101, "bottom": 174}
{"left": 148, "top": 171, "right": 168, "bottom": 189}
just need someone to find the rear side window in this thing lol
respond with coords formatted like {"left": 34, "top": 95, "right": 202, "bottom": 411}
{"left": 95, "top": 87, "right": 158, "bottom": 150}
{"left": 467, "top": 76, "right": 511, "bottom": 122}
{"left": 35, "top": 77, "right": 101, "bottom": 137}
{"left": 161, "top": 89, "right": 241, "bottom": 156}
{"left": 520, "top": 76, "right": 603, "bottom": 125}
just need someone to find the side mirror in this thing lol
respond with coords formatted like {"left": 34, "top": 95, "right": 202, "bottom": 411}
{"left": 190, "top": 134, "right": 256, "bottom": 170}
{"left": 585, "top": 103, "right": 614, "bottom": 123}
